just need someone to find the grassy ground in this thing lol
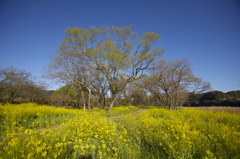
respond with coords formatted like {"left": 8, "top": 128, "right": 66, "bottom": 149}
{"left": 185, "top": 106, "right": 240, "bottom": 113}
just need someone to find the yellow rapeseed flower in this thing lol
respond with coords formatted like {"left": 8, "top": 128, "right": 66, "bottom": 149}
{"left": 102, "top": 144, "right": 106, "bottom": 148}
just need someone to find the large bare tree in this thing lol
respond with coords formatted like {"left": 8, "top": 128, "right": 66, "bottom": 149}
{"left": 145, "top": 59, "right": 210, "bottom": 109}
{"left": 47, "top": 26, "right": 164, "bottom": 112}
{"left": 0, "top": 67, "right": 46, "bottom": 103}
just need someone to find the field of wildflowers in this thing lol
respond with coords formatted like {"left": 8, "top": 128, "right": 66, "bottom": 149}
{"left": 0, "top": 103, "right": 240, "bottom": 159}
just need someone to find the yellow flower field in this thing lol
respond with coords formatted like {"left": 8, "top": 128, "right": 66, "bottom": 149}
{"left": 0, "top": 103, "right": 240, "bottom": 158}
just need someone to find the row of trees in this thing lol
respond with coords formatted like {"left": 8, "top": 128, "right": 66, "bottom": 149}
{"left": 1, "top": 66, "right": 239, "bottom": 108}
{"left": 5, "top": 26, "right": 235, "bottom": 111}
{"left": 0, "top": 67, "right": 47, "bottom": 103}
{"left": 45, "top": 26, "right": 210, "bottom": 112}
{"left": 46, "top": 26, "right": 165, "bottom": 112}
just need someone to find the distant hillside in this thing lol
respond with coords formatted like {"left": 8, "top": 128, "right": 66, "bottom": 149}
{"left": 185, "top": 90, "right": 240, "bottom": 107}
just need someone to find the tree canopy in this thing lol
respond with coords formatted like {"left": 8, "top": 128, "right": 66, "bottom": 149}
{"left": 47, "top": 26, "right": 164, "bottom": 112}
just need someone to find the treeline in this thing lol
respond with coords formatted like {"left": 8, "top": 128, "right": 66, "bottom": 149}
{"left": 0, "top": 25, "right": 211, "bottom": 111}
{"left": 1, "top": 67, "right": 239, "bottom": 107}
{"left": 2, "top": 26, "right": 238, "bottom": 110}
{"left": 44, "top": 59, "right": 211, "bottom": 109}
{"left": 185, "top": 91, "right": 240, "bottom": 107}
{"left": 44, "top": 26, "right": 212, "bottom": 112}
{"left": 0, "top": 67, "right": 48, "bottom": 104}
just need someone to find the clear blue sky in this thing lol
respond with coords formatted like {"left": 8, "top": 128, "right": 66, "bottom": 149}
{"left": 1, "top": 0, "right": 240, "bottom": 92}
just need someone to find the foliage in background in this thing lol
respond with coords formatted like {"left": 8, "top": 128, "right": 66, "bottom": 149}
{"left": 186, "top": 90, "right": 240, "bottom": 106}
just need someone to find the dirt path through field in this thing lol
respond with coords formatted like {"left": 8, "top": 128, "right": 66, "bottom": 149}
{"left": 107, "top": 108, "right": 147, "bottom": 120}
{"left": 35, "top": 108, "right": 148, "bottom": 132}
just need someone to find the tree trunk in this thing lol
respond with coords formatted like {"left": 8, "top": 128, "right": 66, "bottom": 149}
{"left": 166, "top": 92, "right": 172, "bottom": 109}
{"left": 7, "top": 92, "right": 15, "bottom": 103}
{"left": 175, "top": 93, "right": 179, "bottom": 109}
{"left": 97, "top": 95, "right": 102, "bottom": 109}
{"left": 81, "top": 91, "right": 86, "bottom": 111}
{"left": 107, "top": 98, "right": 117, "bottom": 113}
{"left": 98, "top": 97, "right": 104, "bottom": 109}
{"left": 87, "top": 87, "right": 91, "bottom": 111}
{"left": 103, "top": 96, "right": 106, "bottom": 108}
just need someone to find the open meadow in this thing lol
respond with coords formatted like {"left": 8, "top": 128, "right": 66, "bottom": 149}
{"left": 186, "top": 106, "right": 240, "bottom": 114}
{"left": 1, "top": 103, "right": 240, "bottom": 159}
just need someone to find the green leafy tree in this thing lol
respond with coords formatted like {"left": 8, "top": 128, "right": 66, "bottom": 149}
{"left": 47, "top": 26, "right": 164, "bottom": 112}
{"left": 200, "top": 91, "right": 225, "bottom": 106}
